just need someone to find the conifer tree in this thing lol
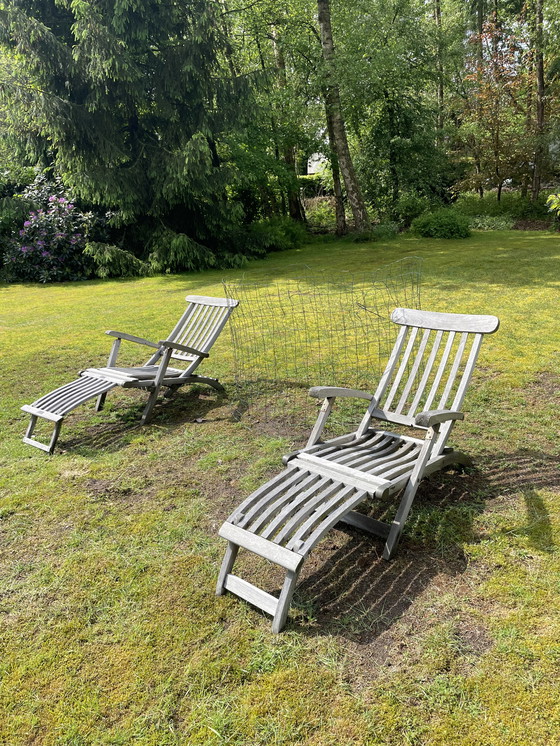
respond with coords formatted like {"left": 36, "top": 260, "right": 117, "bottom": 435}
{"left": 0, "top": 0, "right": 250, "bottom": 268}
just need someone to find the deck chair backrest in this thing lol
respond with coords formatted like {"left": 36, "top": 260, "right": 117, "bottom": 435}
{"left": 360, "top": 308, "right": 499, "bottom": 455}
{"left": 166, "top": 295, "right": 239, "bottom": 362}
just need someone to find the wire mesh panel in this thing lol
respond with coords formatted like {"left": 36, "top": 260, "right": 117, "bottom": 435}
{"left": 224, "top": 257, "right": 422, "bottom": 394}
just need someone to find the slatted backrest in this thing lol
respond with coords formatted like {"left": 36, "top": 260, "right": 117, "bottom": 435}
{"left": 358, "top": 308, "right": 499, "bottom": 455}
{"left": 166, "top": 295, "right": 239, "bottom": 362}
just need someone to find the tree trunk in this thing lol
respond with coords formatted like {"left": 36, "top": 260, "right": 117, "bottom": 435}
{"left": 531, "top": 0, "right": 545, "bottom": 201}
{"left": 317, "top": 0, "right": 369, "bottom": 231}
{"left": 324, "top": 102, "right": 347, "bottom": 234}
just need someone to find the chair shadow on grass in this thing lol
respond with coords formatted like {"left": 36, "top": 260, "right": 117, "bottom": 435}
{"left": 60, "top": 387, "right": 228, "bottom": 456}
{"left": 283, "top": 448, "right": 558, "bottom": 641}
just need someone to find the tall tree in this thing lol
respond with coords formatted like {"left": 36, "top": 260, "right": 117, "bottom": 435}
{"left": 0, "top": 0, "right": 252, "bottom": 268}
{"left": 316, "top": 0, "right": 370, "bottom": 231}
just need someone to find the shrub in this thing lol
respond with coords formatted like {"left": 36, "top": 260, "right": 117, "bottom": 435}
{"left": 304, "top": 197, "right": 337, "bottom": 232}
{"left": 352, "top": 222, "right": 399, "bottom": 242}
{"left": 3, "top": 194, "right": 95, "bottom": 282}
{"left": 392, "top": 194, "right": 432, "bottom": 227}
{"left": 411, "top": 209, "right": 471, "bottom": 239}
{"left": 246, "top": 216, "right": 308, "bottom": 253}
{"left": 468, "top": 215, "right": 515, "bottom": 230}
{"left": 84, "top": 242, "right": 151, "bottom": 278}
{"left": 0, "top": 197, "right": 30, "bottom": 239}
{"left": 547, "top": 193, "right": 560, "bottom": 217}
{"left": 453, "top": 192, "right": 551, "bottom": 220}
{"left": 298, "top": 174, "right": 324, "bottom": 199}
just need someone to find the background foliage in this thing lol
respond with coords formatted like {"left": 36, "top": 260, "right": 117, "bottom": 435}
{"left": 1, "top": 0, "right": 560, "bottom": 279}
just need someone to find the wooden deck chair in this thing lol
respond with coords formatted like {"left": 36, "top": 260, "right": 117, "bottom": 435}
{"left": 22, "top": 295, "right": 239, "bottom": 454}
{"left": 216, "top": 308, "right": 499, "bottom": 632}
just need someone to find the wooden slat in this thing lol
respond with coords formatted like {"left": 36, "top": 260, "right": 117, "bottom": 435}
{"left": 272, "top": 481, "right": 342, "bottom": 545}
{"left": 219, "top": 523, "right": 303, "bottom": 571}
{"left": 286, "top": 485, "right": 357, "bottom": 551}
{"left": 434, "top": 334, "right": 483, "bottom": 455}
{"left": 293, "top": 453, "right": 387, "bottom": 492}
{"left": 186, "top": 295, "right": 239, "bottom": 307}
{"left": 326, "top": 433, "right": 391, "bottom": 464}
{"left": 391, "top": 308, "right": 499, "bottom": 334}
{"left": 259, "top": 476, "right": 329, "bottom": 539}
{"left": 383, "top": 326, "right": 418, "bottom": 411}
{"left": 395, "top": 328, "right": 431, "bottom": 414}
{"left": 408, "top": 329, "right": 444, "bottom": 416}
{"left": 228, "top": 468, "right": 306, "bottom": 526}
{"left": 422, "top": 332, "right": 455, "bottom": 412}
{"left": 438, "top": 332, "right": 468, "bottom": 410}
{"left": 366, "top": 442, "right": 418, "bottom": 474}
{"left": 331, "top": 439, "right": 401, "bottom": 470}
{"left": 248, "top": 473, "right": 323, "bottom": 535}
{"left": 296, "top": 488, "right": 370, "bottom": 554}
{"left": 223, "top": 575, "right": 279, "bottom": 616}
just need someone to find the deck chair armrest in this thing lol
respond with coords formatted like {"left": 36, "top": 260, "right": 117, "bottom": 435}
{"left": 308, "top": 387, "right": 373, "bottom": 401}
{"left": 106, "top": 330, "right": 160, "bottom": 349}
{"left": 414, "top": 409, "right": 464, "bottom": 428}
{"left": 158, "top": 340, "right": 209, "bottom": 358}
{"left": 306, "top": 388, "right": 375, "bottom": 449}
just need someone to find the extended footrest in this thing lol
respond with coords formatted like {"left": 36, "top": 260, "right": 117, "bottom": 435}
{"left": 216, "top": 465, "right": 388, "bottom": 632}
{"left": 22, "top": 376, "right": 117, "bottom": 453}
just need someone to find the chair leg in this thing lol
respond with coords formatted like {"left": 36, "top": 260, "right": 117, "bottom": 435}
{"left": 24, "top": 414, "right": 38, "bottom": 441}
{"left": 382, "top": 479, "right": 420, "bottom": 561}
{"left": 272, "top": 568, "right": 301, "bottom": 634}
{"left": 140, "top": 387, "right": 161, "bottom": 425}
{"left": 216, "top": 542, "right": 239, "bottom": 595}
{"left": 48, "top": 421, "right": 63, "bottom": 455}
{"left": 95, "top": 393, "right": 107, "bottom": 411}
{"left": 23, "top": 414, "right": 63, "bottom": 454}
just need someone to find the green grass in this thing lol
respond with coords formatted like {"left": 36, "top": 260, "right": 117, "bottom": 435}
{"left": 1, "top": 230, "right": 560, "bottom": 744}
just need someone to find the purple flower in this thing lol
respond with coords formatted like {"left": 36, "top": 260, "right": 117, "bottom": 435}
{"left": 58, "top": 197, "right": 66, "bottom": 204}
{"left": 19, "top": 229, "right": 25, "bottom": 236}
{"left": 21, "top": 246, "right": 30, "bottom": 253}
{"left": 48, "top": 195, "right": 57, "bottom": 202}
{"left": 41, "top": 250, "right": 50, "bottom": 258}
{"left": 36, "top": 240, "right": 45, "bottom": 247}
{"left": 23, "top": 220, "right": 31, "bottom": 227}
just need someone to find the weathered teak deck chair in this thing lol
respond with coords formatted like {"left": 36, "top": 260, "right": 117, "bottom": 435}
{"left": 22, "top": 295, "right": 239, "bottom": 453}
{"left": 217, "top": 308, "right": 499, "bottom": 632}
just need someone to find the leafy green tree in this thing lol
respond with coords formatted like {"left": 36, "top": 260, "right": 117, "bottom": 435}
{"left": 0, "top": 0, "right": 260, "bottom": 269}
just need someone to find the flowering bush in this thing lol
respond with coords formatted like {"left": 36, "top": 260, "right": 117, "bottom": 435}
{"left": 3, "top": 179, "right": 96, "bottom": 282}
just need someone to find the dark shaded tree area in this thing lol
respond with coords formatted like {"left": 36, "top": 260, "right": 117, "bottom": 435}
{"left": 1, "top": 0, "right": 560, "bottom": 276}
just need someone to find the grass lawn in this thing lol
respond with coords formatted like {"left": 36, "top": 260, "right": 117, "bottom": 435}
{"left": 1, "top": 230, "right": 559, "bottom": 745}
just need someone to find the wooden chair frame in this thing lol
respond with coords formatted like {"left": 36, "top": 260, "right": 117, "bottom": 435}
{"left": 216, "top": 308, "right": 499, "bottom": 632}
{"left": 22, "top": 295, "right": 238, "bottom": 453}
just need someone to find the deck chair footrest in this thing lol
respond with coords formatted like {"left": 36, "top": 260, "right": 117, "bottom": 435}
{"left": 21, "top": 405, "right": 64, "bottom": 423}
{"left": 223, "top": 574, "right": 279, "bottom": 616}
{"left": 219, "top": 523, "right": 304, "bottom": 571}
{"left": 22, "top": 436, "right": 55, "bottom": 453}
